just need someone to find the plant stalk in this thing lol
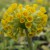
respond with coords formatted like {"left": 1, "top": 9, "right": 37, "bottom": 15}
{"left": 25, "top": 29, "right": 33, "bottom": 50}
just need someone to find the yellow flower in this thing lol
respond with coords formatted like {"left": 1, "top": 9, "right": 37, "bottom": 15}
{"left": 3, "top": 26, "right": 8, "bottom": 30}
{"left": 37, "top": 0, "right": 43, "bottom": 4}
{"left": 11, "top": 3, "right": 17, "bottom": 9}
{"left": 42, "top": 14, "right": 48, "bottom": 22}
{"left": 7, "top": 3, "right": 17, "bottom": 13}
{"left": 7, "top": 7, "right": 13, "bottom": 13}
{"left": 42, "top": 14, "right": 48, "bottom": 26}
{"left": 20, "top": 18, "right": 25, "bottom": 23}
{"left": 27, "top": 16, "right": 33, "bottom": 22}
{"left": 25, "top": 22, "right": 32, "bottom": 28}
{"left": 7, "top": 31, "right": 16, "bottom": 40}
{"left": 30, "top": 7, "right": 36, "bottom": 13}
{"left": 37, "top": 26, "right": 43, "bottom": 33}
{"left": 18, "top": 4, "right": 23, "bottom": 10}
{"left": 37, "top": 11, "right": 44, "bottom": 17}
{"left": 1, "top": 19, "right": 7, "bottom": 25}
{"left": 40, "top": 7, "right": 46, "bottom": 13}
{"left": 3, "top": 12, "right": 8, "bottom": 19}
{"left": 3, "top": 25, "right": 13, "bottom": 30}
{"left": 23, "top": 10, "right": 28, "bottom": 16}
{"left": 6, "top": 31, "right": 13, "bottom": 37}
{"left": 33, "top": 4, "right": 38, "bottom": 9}
{"left": 25, "top": 5, "right": 30, "bottom": 10}
{"left": 42, "top": 14, "right": 48, "bottom": 20}
{"left": 37, "top": 24, "right": 43, "bottom": 32}
{"left": 17, "top": 13, "right": 22, "bottom": 18}
{"left": 6, "top": 16, "right": 14, "bottom": 22}
{"left": 28, "top": 32, "right": 35, "bottom": 37}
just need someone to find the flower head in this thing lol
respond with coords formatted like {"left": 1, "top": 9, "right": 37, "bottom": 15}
{"left": 27, "top": 16, "right": 33, "bottom": 22}
{"left": 1, "top": 3, "right": 48, "bottom": 38}
{"left": 40, "top": 7, "right": 46, "bottom": 13}
{"left": 20, "top": 18, "right": 25, "bottom": 23}
{"left": 25, "top": 22, "right": 32, "bottom": 29}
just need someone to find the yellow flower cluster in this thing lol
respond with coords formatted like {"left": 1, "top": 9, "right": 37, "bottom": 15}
{"left": 1, "top": 3, "right": 48, "bottom": 38}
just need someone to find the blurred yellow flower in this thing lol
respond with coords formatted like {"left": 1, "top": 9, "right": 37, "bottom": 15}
{"left": 25, "top": 5, "right": 30, "bottom": 10}
{"left": 6, "top": 31, "right": 13, "bottom": 38}
{"left": 3, "top": 12, "right": 8, "bottom": 19}
{"left": 6, "top": 16, "right": 14, "bottom": 22}
{"left": 37, "top": 11, "right": 44, "bottom": 17}
{"left": 16, "top": 13, "right": 22, "bottom": 18}
{"left": 37, "top": 26, "right": 43, "bottom": 33}
{"left": 7, "top": 7, "right": 13, "bottom": 13}
{"left": 23, "top": 10, "right": 28, "bottom": 16}
{"left": 40, "top": 7, "right": 46, "bottom": 13}
{"left": 27, "top": 16, "right": 33, "bottom": 22}
{"left": 42, "top": 14, "right": 48, "bottom": 22}
{"left": 7, "top": 3, "right": 17, "bottom": 13}
{"left": 43, "top": 14, "right": 48, "bottom": 18}
{"left": 1, "top": 19, "right": 7, "bottom": 25}
{"left": 28, "top": 32, "right": 35, "bottom": 37}
{"left": 20, "top": 18, "right": 25, "bottom": 23}
{"left": 7, "top": 31, "right": 16, "bottom": 40}
{"left": 30, "top": 7, "right": 36, "bottom": 13}
{"left": 11, "top": 3, "right": 17, "bottom": 9}
{"left": 18, "top": 4, "right": 23, "bottom": 10}
{"left": 42, "top": 14, "right": 48, "bottom": 26}
{"left": 3, "top": 25, "right": 13, "bottom": 30}
{"left": 25, "top": 22, "right": 32, "bottom": 28}
{"left": 33, "top": 4, "right": 38, "bottom": 9}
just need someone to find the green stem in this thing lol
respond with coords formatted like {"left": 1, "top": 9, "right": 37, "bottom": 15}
{"left": 25, "top": 29, "right": 33, "bottom": 50}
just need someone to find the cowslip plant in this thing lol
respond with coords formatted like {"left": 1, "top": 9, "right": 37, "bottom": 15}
{"left": 1, "top": 3, "right": 48, "bottom": 50}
